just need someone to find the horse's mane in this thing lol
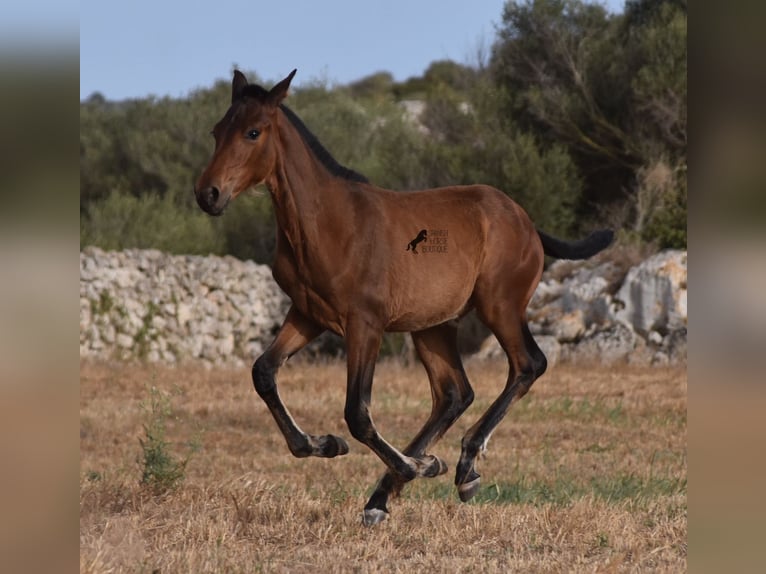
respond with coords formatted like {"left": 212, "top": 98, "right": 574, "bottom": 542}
{"left": 278, "top": 104, "right": 369, "bottom": 184}
{"left": 240, "top": 84, "right": 369, "bottom": 184}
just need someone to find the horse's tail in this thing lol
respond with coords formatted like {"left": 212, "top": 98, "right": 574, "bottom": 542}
{"left": 537, "top": 228, "right": 614, "bottom": 260}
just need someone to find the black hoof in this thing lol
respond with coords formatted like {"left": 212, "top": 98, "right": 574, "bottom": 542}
{"left": 418, "top": 454, "right": 448, "bottom": 478}
{"left": 456, "top": 466, "right": 481, "bottom": 502}
{"left": 318, "top": 434, "right": 349, "bottom": 458}
{"left": 457, "top": 476, "right": 481, "bottom": 502}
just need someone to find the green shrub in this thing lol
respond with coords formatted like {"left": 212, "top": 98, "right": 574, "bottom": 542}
{"left": 138, "top": 386, "right": 198, "bottom": 494}
{"left": 80, "top": 190, "right": 225, "bottom": 255}
{"left": 634, "top": 160, "right": 687, "bottom": 249}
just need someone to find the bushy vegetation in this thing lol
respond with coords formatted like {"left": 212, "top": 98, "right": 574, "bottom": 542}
{"left": 138, "top": 386, "right": 199, "bottom": 494}
{"left": 80, "top": 0, "right": 686, "bottom": 262}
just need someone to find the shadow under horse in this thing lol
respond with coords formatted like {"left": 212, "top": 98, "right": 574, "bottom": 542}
{"left": 195, "top": 70, "right": 614, "bottom": 526}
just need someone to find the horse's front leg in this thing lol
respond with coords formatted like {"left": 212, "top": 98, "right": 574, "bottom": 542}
{"left": 252, "top": 306, "right": 349, "bottom": 458}
{"left": 343, "top": 317, "right": 448, "bottom": 505}
{"left": 363, "top": 322, "right": 474, "bottom": 525}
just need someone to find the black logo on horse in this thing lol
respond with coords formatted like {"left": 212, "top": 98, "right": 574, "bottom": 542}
{"left": 406, "top": 229, "right": 428, "bottom": 254}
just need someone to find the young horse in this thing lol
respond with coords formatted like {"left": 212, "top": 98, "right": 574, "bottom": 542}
{"left": 195, "top": 70, "right": 613, "bottom": 526}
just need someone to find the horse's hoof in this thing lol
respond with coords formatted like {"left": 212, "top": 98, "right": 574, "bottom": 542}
{"left": 362, "top": 508, "right": 389, "bottom": 527}
{"left": 335, "top": 436, "right": 350, "bottom": 456}
{"left": 419, "top": 454, "right": 448, "bottom": 478}
{"left": 458, "top": 476, "right": 481, "bottom": 502}
{"left": 318, "top": 434, "right": 349, "bottom": 458}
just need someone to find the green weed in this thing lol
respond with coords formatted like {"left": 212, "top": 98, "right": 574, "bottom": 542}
{"left": 138, "top": 385, "right": 200, "bottom": 494}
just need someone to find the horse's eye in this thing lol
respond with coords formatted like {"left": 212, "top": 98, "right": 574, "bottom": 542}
{"left": 246, "top": 129, "right": 261, "bottom": 141}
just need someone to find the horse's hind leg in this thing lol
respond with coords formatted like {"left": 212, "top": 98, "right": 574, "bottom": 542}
{"left": 252, "top": 305, "right": 349, "bottom": 459}
{"left": 455, "top": 316, "right": 546, "bottom": 502}
{"left": 363, "top": 322, "right": 474, "bottom": 526}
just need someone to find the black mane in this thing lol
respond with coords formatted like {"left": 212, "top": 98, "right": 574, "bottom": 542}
{"left": 279, "top": 104, "right": 369, "bottom": 184}
{"left": 240, "top": 84, "right": 368, "bottom": 184}
{"left": 242, "top": 84, "right": 370, "bottom": 183}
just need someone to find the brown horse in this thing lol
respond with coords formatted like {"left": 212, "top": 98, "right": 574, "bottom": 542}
{"left": 195, "top": 69, "right": 613, "bottom": 526}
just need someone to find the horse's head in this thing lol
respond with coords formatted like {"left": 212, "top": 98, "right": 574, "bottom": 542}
{"left": 194, "top": 69, "right": 296, "bottom": 215}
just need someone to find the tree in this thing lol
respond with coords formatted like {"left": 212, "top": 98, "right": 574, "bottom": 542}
{"left": 491, "top": 0, "right": 686, "bottom": 246}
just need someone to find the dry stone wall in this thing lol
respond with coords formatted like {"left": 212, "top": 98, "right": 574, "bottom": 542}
{"left": 80, "top": 247, "right": 687, "bottom": 367}
{"left": 80, "top": 247, "right": 290, "bottom": 367}
{"left": 478, "top": 250, "right": 687, "bottom": 365}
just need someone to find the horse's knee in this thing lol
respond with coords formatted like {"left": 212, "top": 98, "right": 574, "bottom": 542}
{"left": 252, "top": 355, "right": 276, "bottom": 397}
{"left": 344, "top": 404, "right": 373, "bottom": 443}
{"left": 445, "top": 384, "right": 474, "bottom": 419}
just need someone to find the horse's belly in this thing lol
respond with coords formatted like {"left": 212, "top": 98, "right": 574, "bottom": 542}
{"left": 386, "top": 284, "right": 473, "bottom": 332}
{"left": 386, "top": 311, "right": 466, "bottom": 332}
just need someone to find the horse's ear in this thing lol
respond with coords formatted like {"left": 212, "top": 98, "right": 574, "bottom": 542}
{"left": 268, "top": 69, "right": 297, "bottom": 106}
{"left": 232, "top": 70, "right": 249, "bottom": 103}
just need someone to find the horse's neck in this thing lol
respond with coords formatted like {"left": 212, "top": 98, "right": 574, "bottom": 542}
{"left": 265, "top": 122, "right": 352, "bottom": 263}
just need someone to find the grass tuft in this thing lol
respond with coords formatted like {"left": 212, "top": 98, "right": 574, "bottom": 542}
{"left": 137, "top": 385, "right": 199, "bottom": 494}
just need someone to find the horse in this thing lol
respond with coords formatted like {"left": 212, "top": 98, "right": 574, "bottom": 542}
{"left": 194, "top": 69, "right": 614, "bottom": 526}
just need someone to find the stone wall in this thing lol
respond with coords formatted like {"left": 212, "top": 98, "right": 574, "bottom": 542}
{"left": 79, "top": 247, "right": 289, "bottom": 367}
{"left": 478, "top": 250, "right": 687, "bottom": 365}
{"left": 80, "top": 247, "right": 687, "bottom": 367}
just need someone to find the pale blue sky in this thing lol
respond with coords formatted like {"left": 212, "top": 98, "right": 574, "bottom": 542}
{"left": 80, "top": 0, "right": 624, "bottom": 101}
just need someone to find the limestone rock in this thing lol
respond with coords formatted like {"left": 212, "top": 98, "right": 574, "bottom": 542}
{"left": 614, "top": 250, "right": 687, "bottom": 336}
{"left": 475, "top": 250, "right": 687, "bottom": 366}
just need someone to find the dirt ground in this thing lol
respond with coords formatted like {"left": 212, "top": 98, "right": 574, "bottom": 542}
{"left": 80, "top": 358, "right": 686, "bottom": 572}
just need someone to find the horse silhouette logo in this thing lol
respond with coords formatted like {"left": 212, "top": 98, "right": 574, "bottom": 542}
{"left": 406, "top": 229, "right": 428, "bottom": 254}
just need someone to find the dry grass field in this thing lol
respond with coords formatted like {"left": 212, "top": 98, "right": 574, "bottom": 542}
{"left": 80, "top": 357, "right": 686, "bottom": 573}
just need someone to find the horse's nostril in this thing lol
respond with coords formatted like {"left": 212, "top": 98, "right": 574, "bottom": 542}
{"left": 208, "top": 186, "right": 220, "bottom": 204}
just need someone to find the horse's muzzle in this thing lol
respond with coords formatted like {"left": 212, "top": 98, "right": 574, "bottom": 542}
{"left": 195, "top": 185, "right": 229, "bottom": 216}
